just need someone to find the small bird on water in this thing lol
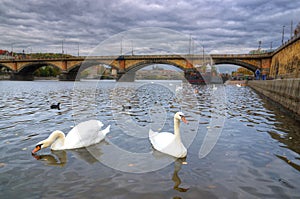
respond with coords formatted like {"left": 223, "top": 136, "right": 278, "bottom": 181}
{"left": 50, "top": 102, "right": 60, "bottom": 110}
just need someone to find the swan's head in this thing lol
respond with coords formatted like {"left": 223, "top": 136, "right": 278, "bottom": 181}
{"left": 32, "top": 140, "right": 51, "bottom": 154}
{"left": 175, "top": 112, "right": 188, "bottom": 124}
{"left": 31, "top": 130, "right": 64, "bottom": 154}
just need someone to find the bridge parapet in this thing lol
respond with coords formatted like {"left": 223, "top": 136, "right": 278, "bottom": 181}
{"left": 211, "top": 53, "right": 272, "bottom": 59}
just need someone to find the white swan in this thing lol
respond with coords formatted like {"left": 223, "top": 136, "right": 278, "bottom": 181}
{"left": 212, "top": 84, "right": 217, "bottom": 90}
{"left": 149, "top": 112, "right": 188, "bottom": 158}
{"left": 32, "top": 120, "right": 110, "bottom": 153}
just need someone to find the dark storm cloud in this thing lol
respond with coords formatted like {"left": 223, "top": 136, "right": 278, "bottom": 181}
{"left": 0, "top": 0, "right": 299, "bottom": 55}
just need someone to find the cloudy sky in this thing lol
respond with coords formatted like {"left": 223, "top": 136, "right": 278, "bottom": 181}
{"left": 1, "top": 0, "right": 300, "bottom": 56}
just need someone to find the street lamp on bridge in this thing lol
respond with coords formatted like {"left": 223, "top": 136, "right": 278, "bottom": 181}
{"left": 282, "top": 25, "right": 285, "bottom": 45}
{"left": 77, "top": 43, "right": 79, "bottom": 56}
{"left": 270, "top": 41, "right": 273, "bottom": 50}
{"left": 62, "top": 40, "right": 64, "bottom": 55}
{"left": 120, "top": 37, "right": 123, "bottom": 55}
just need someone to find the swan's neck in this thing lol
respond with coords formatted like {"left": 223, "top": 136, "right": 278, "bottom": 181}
{"left": 174, "top": 118, "right": 181, "bottom": 141}
{"left": 47, "top": 130, "right": 65, "bottom": 150}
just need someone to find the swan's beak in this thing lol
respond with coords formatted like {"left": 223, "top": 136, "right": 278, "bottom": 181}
{"left": 181, "top": 116, "right": 188, "bottom": 124}
{"left": 32, "top": 145, "right": 41, "bottom": 154}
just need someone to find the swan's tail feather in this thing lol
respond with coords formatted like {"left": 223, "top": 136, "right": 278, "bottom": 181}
{"left": 102, "top": 125, "right": 110, "bottom": 136}
{"left": 149, "top": 129, "right": 158, "bottom": 143}
{"left": 97, "top": 120, "right": 104, "bottom": 128}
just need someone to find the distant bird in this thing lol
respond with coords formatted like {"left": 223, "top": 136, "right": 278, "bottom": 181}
{"left": 236, "top": 84, "right": 242, "bottom": 87}
{"left": 50, "top": 103, "right": 60, "bottom": 110}
{"left": 122, "top": 104, "right": 131, "bottom": 111}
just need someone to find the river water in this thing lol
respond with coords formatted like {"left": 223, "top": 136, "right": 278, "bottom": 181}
{"left": 0, "top": 80, "right": 299, "bottom": 199}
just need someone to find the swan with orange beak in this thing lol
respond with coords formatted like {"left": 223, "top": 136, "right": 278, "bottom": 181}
{"left": 32, "top": 120, "right": 110, "bottom": 154}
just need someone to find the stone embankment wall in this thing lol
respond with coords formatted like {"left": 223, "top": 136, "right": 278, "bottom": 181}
{"left": 248, "top": 79, "right": 300, "bottom": 118}
{"left": 269, "top": 36, "right": 300, "bottom": 79}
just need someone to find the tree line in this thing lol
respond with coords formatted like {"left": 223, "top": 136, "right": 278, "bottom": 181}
{"left": 34, "top": 66, "right": 60, "bottom": 77}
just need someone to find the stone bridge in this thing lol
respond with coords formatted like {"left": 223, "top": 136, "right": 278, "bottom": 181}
{"left": 0, "top": 53, "right": 272, "bottom": 82}
{"left": 0, "top": 34, "right": 299, "bottom": 82}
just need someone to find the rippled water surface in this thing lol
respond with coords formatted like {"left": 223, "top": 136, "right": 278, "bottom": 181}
{"left": 0, "top": 80, "right": 300, "bottom": 199}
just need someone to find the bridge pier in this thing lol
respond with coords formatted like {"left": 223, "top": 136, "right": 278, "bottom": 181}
{"left": 117, "top": 71, "right": 136, "bottom": 82}
{"left": 184, "top": 69, "right": 205, "bottom": 84}
{"left": 10, "top": 73, "right": 34, "bottom": 81}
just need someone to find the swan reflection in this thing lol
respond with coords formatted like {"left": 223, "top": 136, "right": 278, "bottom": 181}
{"left": 32, "top": 150, "right": 67, "bottom": 167}
{"left": 172, "top": 158, "right": 189, "bottom": 192}
{"left": 32, "top": 144, "right": 103, "bottom": 166}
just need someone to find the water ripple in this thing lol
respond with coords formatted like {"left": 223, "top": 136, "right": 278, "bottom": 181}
{"left": 0, "top": 81, "right": 299, "bottom": 198}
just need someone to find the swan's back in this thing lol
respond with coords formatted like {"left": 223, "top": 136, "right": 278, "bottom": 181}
{"left": 64, "top": 120, "right": 108, "bottom": 149}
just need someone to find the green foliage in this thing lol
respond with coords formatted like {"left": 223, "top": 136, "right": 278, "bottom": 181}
{"left": 34, "top": 66, "right": 60, "bottom": 77}
{"left": 29, "top": 53, "right": 74, "bottom": 59}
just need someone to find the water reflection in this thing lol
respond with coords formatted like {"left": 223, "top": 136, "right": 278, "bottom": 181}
{"left": 252, "top": 90, "right": 300, "bottom": 172}
{"left": 276, "top": 155, "right": 300, "bottom": 172}
{"left": 172, "top": 158, "right": 189, "bottom": 193}
{"left": 32, "top": 144, "right": 104, "bottom": 166}
{"left": 225, "top": 85, "right": 300, "bottom": 172}
{"left": 32, "top": 150, "right": 67, "bottom": 167}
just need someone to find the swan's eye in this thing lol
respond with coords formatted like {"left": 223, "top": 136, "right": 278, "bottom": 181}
{"left": 36, "top": 144, "right": 42, "bottom": 149}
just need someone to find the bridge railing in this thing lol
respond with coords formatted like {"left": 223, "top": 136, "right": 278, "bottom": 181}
{"left": 0, "top": 54, "right": 209, "bottom": 61}
{"left": 0, "top": 55, "right": 15, "bottom": 60}
{"left": 0, "top": 56, "right": 87, "bottom": 62}
{"left": 210, "top": 53, "right": 273, "bottom": 58}
{"left": 0, "top": 52, "right": 275, "bottom": 62}
{"left": 273, "top": 33, "right": 300, "bottom": 55}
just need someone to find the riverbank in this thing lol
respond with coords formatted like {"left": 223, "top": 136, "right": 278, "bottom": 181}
{"left": 225, "top": 80, "right": 247, "bottom": 86}
{"left": 248, "top": 79, "right": 300, "bottom": 120}
{"left": 34, "top": 76, "right": 58, "bottom": 80}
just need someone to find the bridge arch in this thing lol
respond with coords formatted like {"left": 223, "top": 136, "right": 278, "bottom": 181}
{"left": 0, "top": 63, "right": 13, "bottom": 71}
{"left": 125, "top": 59, "right": 186, "bottom": 73}
{"left": 9, "top": 62, "right": 63, "bottom": 81}
{"left": 17, "top": 62, "right": 62, "bottom": 74}
{"left": 213, "top": 59, "right": 258, "bottom": 72}
{"left": 67, "top": 60, "right": 118, "bottom": 74}
{"left": 60, "top": 60, "right": 119, "bottom": 81}
{"left": 117, "top": 58, "right": 204, "bottom": 84}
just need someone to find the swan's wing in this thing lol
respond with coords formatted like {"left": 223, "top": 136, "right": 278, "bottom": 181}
{"left": 92, "top": 125, "right": 110, "bottom": 144}
{"left": 101, "top": 125, "right": 110, "bottom": 136}
{"left": 149, "top": 129, "right": 158, "bottom": 139}
{"left": 149, "top": 130, "right": 175, "bottom": 151}
{"left": 65, "top": 120, "right": 105, "bottom": 149}
{"left": 149, "top": 130, "right": 187, "bottom": 158}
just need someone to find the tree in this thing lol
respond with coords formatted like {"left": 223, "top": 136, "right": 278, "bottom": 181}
{"left": 236, "top": 67, "right": 253, "bottom": 75}
{"left": 33, "top": 66, "right": 60, "bottom": 77}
